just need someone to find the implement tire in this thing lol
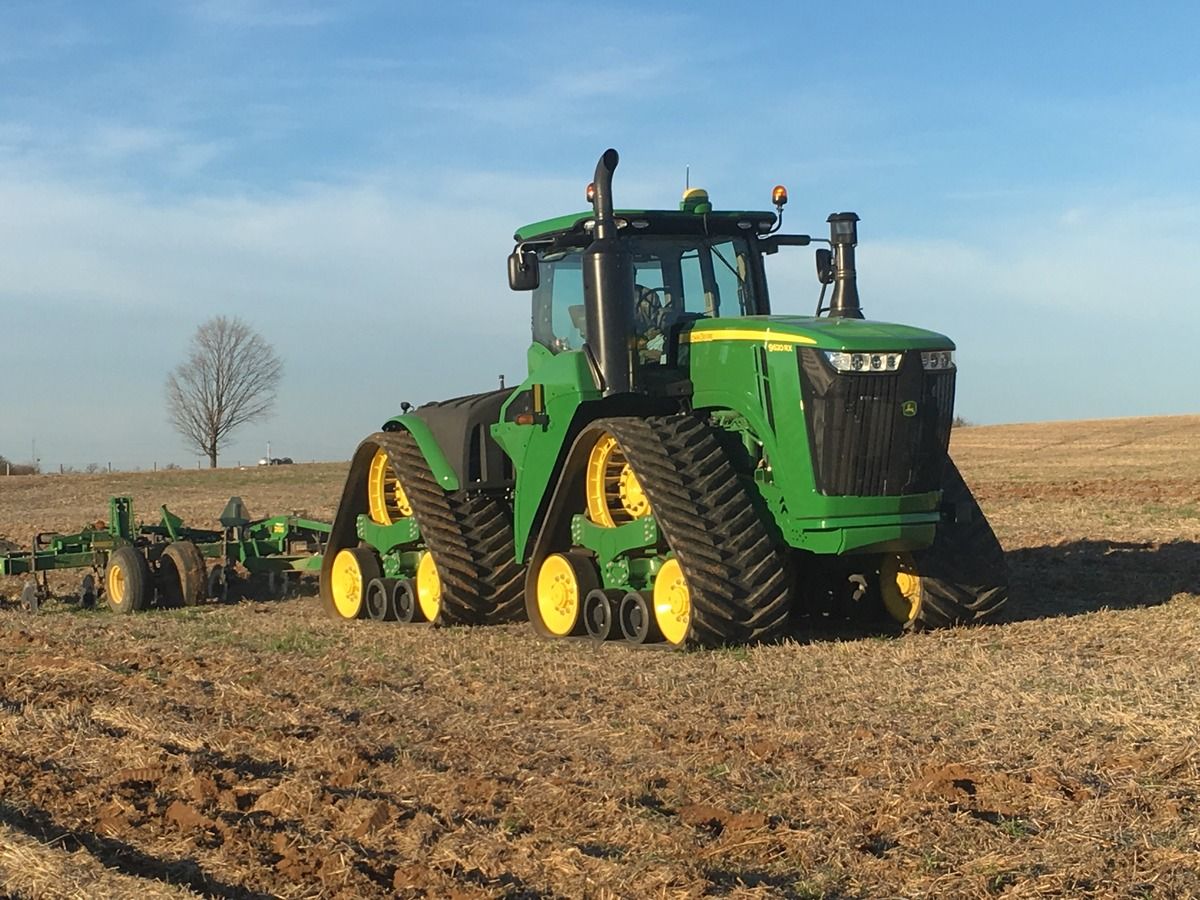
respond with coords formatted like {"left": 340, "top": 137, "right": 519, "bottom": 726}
{"left": 105, "top": 546, "right": 151, "bottom": 615}
{"left": 160, "top": 541, "right": 207, "bottom": 607}
{"left": 881, "top": 456, "right": 1008, "bottom": 629}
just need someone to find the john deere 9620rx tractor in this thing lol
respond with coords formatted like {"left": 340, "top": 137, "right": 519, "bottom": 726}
{"left": 320, "top": 149, "right": 1006, "bottom": 647}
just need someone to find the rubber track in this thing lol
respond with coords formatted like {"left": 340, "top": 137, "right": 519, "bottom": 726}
{"left": 602, "top": 414, "right": 793, "bottom": 647}
{"left": 324, "top": 430, "right": 524, "bottom": 626}
{"left": 910, "top": 456, "right": 1009, "bottom": 629}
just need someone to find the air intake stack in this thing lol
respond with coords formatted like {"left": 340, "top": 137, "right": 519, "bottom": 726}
{"left": 827, "top": 212, "right": 863, "bottom": 319}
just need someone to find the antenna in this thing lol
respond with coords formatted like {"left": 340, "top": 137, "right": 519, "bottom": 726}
{"left": 685, "top": 165, "right": 690, "bottom": 190}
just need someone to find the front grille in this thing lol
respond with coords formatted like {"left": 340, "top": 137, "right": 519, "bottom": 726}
{"left": 798, "top": 348, "right": 955, "bottom": 496}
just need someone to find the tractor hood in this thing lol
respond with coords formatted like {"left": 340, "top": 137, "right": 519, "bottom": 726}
{"left": 680, "top": 315, "right": 954, "bottom": 352}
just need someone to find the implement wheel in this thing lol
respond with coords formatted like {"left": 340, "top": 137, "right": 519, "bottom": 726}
{"left": 106, "top": 546, "right": 150, "bottom": 614}
{"left": 160, "top": 541, "right": 206, "bottom": 607}
{"left": 329, "top": 547, "right": 381, "bottom": 620}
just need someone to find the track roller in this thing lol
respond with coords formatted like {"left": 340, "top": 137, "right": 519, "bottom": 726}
{"left": 365, "top": 576, "right": 397, "bottom": 621}
{"left": 392, "top": 578, "right": 423, "bottom": 624}
{"left": 583, "top": 588, "right": 623, "bottom": 641}
{"left": 619, "top": 590, "right": 662, "bottom": 644}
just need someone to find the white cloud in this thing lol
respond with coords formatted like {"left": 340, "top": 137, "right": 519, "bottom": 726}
{"left": 0, "top": 166, "right": 538, "bottom": 469}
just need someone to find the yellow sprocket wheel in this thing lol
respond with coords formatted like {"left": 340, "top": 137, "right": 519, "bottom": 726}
{"left": 653, "top": 557, "right": 691, "bottom": 646}
{"left": 416, "top": 551, "right": 443, "bottom": 622}
{"left": 367, "top": 447, "right": 412, "bottom": 525}
{"left": 585, "top": 432, "right": 652, "bottom": 528}
{"left": 880, "top": 553, "right": 923, "bottom": 625}
{"left": 330, "top": 547, "right": 380, "bottom": 620}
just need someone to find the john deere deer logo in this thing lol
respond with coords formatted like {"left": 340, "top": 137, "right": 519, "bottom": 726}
{"left": 901, "top": 400, "right": 918, "bottom": 417}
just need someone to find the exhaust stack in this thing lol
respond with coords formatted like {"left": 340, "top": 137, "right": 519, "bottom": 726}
{"left": 827, "top": 212, "right": 863, "bottom": 319}
{"left": 582, "top": 149, "right": 634, "bottom": 395}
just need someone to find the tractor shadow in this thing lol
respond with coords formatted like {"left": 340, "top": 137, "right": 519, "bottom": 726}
{"left": 1000, "top": 538, "right": 1200, "bottom": 622}
{"left": 786, "top": 539, "right": 1200, "bottom": 645}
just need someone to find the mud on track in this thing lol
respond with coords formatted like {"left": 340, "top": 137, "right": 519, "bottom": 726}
{"left": 1, "top": 416, "right": 1199, "bottom": 898}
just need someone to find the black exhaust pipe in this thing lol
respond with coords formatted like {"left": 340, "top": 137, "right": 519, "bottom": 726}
{"left": 827, "top": 212, "right": 863, "bottom": 319}
{"left": 583, "top": 148, "right": 634, "bottom": 395}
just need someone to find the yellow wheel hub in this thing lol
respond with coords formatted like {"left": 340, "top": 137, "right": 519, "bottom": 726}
{"left": 416, "top": 551, "right": 442, "bottom": 622}
{"left": 585, "top": 433, "right": 652, "bottom": 528}
{"left": 330, "top": 549, "right": 367, "bottom": 619}
{"left": 536, "top": 553, "right": 586, "bottom": 637}
{"left": 881, "top": 553, "right": 923, "bottom": 624}
{"left": 367, "top": 447, "right": 412, "bottom": 525}
{"left": 107, "top": 562, "right": 126, "bottom": 604}
{"left": 653, "top": 558, "right": 691, "bottom": 645}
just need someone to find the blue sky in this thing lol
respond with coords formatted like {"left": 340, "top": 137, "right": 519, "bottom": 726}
{"left": 2, "top": 1, "right": 1198, "bottom": 469}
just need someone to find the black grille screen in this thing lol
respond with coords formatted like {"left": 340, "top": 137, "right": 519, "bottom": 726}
{"left": 798, "top": 348, "right": 955, "bottom": 496}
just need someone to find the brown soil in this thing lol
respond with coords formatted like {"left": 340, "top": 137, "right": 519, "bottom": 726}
{"left": 1, "top": 415, "right": 1199, "bottom": 898}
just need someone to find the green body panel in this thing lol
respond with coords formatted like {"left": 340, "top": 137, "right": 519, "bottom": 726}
{"left": 379, "top": 415, "right": 461, "bottom": 491}
{"left": 357, "top": 517, "right": 422, "bottom": 554}
{"left": 570, "top": 512, "right": 660, "bottom": 591}
{"left": 491, "top": 346, "right": 601, "bottom": 560}
{"left": 685, "top": 315, "right": 951, "bottom": 554}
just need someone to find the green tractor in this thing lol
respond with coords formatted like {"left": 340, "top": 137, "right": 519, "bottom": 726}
{"left": 320, "top": 148, "right": 1006, "bottom": 647}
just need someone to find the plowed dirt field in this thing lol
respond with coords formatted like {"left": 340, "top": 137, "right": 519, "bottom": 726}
{"left": 2, "top": 416, "right": 1199, "bottom": 899}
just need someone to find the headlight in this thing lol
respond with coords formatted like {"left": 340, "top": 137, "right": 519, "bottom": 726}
{"left": 920, "top": 350, "right": 956, "bottom": 371}
{"left": 824, "top": 350, "right": 903, "bottom": 373}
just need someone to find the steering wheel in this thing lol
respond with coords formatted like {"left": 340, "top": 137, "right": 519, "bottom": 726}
{"left": 635, "top": 284, "right": 668, "bottom": 334}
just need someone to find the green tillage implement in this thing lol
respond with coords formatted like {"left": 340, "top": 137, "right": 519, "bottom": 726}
{"left": 1, "top": 496, "right": 330, "bottom": 613}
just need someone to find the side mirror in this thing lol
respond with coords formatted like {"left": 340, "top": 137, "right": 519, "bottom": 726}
{"left": 760, "top": 233, "right": 811, "bottom": 255}
{"left": 815, "top": 248, "right": 834, "bottom": 285}
{"left": 508, "top": 249, "right": 540, "bottom": 291}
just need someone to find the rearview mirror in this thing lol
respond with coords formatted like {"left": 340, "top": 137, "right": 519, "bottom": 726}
{"left": 815, "top": 248, "right": 834, "bottom": 285}
{"left": 508, "top": 249, "right": 539, "bottom": 291}
{"left": 760, "top": 233, "right": 811, "bottom": 255}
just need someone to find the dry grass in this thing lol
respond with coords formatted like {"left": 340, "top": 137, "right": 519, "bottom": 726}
{"left": 1, "top": 416, "right": 1199, "bottom": 898}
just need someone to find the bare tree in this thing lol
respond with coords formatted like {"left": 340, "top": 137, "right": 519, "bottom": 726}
{"left": 166, "top": 316, "right": 283, "bottom": 468}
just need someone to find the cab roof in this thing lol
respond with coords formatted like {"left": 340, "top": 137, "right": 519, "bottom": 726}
{"left": 514, "top": 208, "right": 779, "bottom": 243}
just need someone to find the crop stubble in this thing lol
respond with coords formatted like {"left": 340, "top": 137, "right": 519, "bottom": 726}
{"left": 0, "top": 416, "right": 1198, "bottom": 898}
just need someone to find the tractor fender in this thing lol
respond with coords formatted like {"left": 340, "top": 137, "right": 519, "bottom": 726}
{"left": 381, "top": 415, "right": 460, "bottom": 491}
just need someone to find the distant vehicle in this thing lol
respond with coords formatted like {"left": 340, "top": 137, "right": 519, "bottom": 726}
{"left": 257, "top": 457, "right": 293, "bottom": 466}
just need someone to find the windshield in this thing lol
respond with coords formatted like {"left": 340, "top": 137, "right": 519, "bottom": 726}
{"left": 531, "top": 235, "right": 758, "bottom": 355}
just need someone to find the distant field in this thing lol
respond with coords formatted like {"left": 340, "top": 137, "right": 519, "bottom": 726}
{"left": 1, "top": 416, "right": 1198, "bottom": 898}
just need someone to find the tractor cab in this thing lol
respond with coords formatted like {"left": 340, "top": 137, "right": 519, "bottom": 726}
{"left": 513, "top": 201, "right": 781, "bottom": 382}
